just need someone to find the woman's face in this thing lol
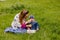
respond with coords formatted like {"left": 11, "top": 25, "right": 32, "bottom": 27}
{"left": 25, "top": 14, "right": 29, "bottom": 18}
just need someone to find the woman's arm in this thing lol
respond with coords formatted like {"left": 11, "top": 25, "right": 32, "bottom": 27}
{"left": 25, "top": 20, "right": 31, "bottom": 24}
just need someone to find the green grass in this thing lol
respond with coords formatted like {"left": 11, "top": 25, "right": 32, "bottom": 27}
{"left": 0, "top": 0, "right": 60, "bottom": 40}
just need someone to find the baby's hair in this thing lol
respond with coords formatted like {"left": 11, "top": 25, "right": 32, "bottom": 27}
{"left": 29, "top": 15, "right": 34, "bottom": 19}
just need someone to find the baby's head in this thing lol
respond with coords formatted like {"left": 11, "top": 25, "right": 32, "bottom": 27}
{"left": 29, "top": 15, "right": 35, "bottom": 22}
{"left": 29, "top": 15, "right": 34, "bottom": 19}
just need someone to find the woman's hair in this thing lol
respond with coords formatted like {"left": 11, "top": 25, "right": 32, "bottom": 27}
{"left": 19, "top": 10, "right": 29, "bottom": 24}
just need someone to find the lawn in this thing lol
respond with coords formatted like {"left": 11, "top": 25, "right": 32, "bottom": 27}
{"left": 0, "top": 0, "right": 60, "bottom": 40}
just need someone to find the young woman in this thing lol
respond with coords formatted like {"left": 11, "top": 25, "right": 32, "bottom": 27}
{"left": 11, "top": 9, "right": 29, "bottom": 29}
{"left": 5, "top": 9, "right": 29, "bottom": 33}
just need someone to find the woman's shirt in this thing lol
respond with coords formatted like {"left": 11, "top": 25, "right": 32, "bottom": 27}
{"left": 21, "top": 20, "right": 26, "bottom": 29}
{"left": 11, "top": 13, "right": 21, "bottom": 29}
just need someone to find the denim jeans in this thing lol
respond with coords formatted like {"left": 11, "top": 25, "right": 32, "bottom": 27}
{"left": 30, "top": 21, "right": 39, "bottom": 30}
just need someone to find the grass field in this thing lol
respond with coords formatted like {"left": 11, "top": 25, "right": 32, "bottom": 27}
{"left": 0, "top": 0, "right": 60, "bottom": 40}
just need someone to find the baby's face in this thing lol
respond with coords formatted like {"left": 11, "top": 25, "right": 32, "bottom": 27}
{"left": 30, "top": 18, "right": 35, "bottom": 22}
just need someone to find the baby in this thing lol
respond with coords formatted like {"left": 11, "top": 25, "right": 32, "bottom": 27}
{"left": 26, "top": 15, "right": 39, "bottom": 33}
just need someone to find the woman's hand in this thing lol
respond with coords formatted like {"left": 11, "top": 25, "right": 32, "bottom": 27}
{"left": 25, "top": 20, "right": 31, "bottom": 24}
{"left": 26, "top": 24, "right": 32, "bottom": 27}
